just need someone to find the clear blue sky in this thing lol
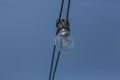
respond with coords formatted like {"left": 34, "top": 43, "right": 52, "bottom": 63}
{"left": 0, "top": 0, "right": 120, "bottom": 80}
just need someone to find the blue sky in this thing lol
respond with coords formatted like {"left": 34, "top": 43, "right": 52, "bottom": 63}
{"left": 0, "top": 0, "right": 120, "bottom": 80}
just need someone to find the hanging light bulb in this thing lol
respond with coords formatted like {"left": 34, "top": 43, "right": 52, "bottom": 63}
{"left": 55, "top": 19, "right": 74, "bottom": 52}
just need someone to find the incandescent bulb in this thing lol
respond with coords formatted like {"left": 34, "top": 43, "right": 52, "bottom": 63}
{"left": 55, "top": 29, "right": 74, "bottom": 52}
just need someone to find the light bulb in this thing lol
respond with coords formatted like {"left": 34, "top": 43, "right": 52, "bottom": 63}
{"left": 55, "top": 29, "right": 74, "bottom": 52}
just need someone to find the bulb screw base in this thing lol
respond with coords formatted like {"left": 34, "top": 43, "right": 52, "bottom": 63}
{"left": 56, "top": 19, "right": 70, "bottom": 35}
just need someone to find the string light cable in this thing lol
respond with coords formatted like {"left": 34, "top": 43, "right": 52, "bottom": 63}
{"left": 48, "top": 0, "right": 74, "bottom": 80}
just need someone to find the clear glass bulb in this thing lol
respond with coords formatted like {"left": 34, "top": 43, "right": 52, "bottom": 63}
{"left": 55, "top": 30, "right": 74, "bottom": 52}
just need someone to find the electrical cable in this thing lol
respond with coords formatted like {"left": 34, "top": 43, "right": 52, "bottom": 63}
{"left": 59, "top": 0, "right": 64, "bottom": 20}
{"left": 51, "top": 38, "right": 63, "bottom": 80}
{"left": 48, "top": 45, "right": 56, "bottom": 80}
{"left": 48, "top": 0, "right": 71, "bottom": 80}
{"left": 48, "top": 0, "right": 65, "bottom": 79}
{"left": 66, "top": 0, "right": 71, "bottom": 20}
{"left": 51, "top": 51, "right": 61, "bottom": 80}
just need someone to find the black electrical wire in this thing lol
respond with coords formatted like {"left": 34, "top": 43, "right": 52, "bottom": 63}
{"left": 51, "top": 39, "right": 62, "bottom": 80}
{"left": 59, "top": 0, "right": 71, "bottom": 20}
{"left": 66, "top": 0, "right": 71, "bottom": 20}
{"left": 48, "top": 45, "right": 56, "bottom": 80}
{"left": 48, "top": 0, "right": 65, "bottom": 79}
{"left": 51, "top": 51, "right": 61, "bottom": 80}
{"left": 59, "top": 0, "right": 64, "bottom": 19}
{"left": 48, "top": 0, "right": 71, "bottom": 80}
